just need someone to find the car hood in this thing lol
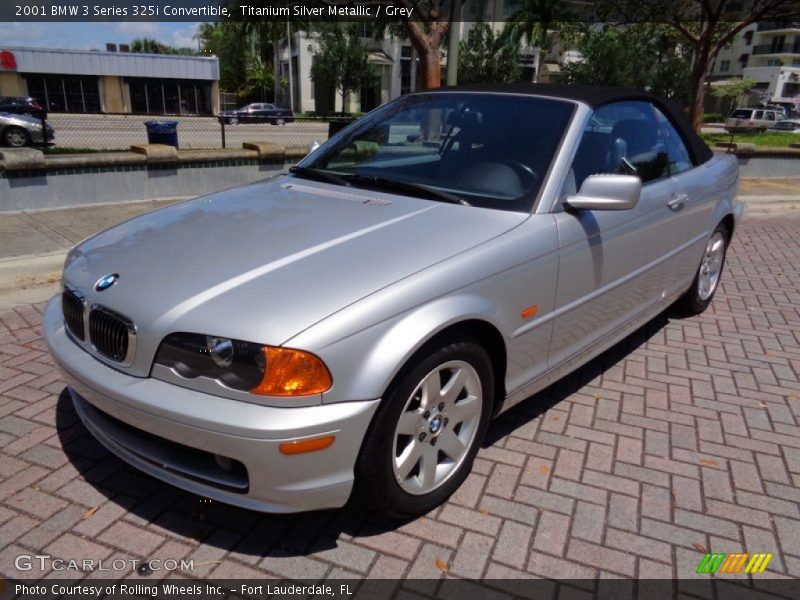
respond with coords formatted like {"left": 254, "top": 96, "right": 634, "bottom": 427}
{"left": 64, "top": 177, "right": 526, "bottom": 375}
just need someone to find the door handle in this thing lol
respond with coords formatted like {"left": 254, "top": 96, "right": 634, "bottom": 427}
{"left": 668, "top": 193, "right": 688, "bottom": 211}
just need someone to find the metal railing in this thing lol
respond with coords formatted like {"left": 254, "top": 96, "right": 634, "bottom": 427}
{"left": 757, "top": 21, "right": 800, "bottom": 32}
{"left": 38, "top": 113, "right": 355, "bottom": 152}
{"left": 752, "top": 42, "right": 800, "bottom": 55}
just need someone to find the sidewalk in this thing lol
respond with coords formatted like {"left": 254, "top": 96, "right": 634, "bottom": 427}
{"left": 0, "top": 180, "right": 797, "bottom": 309}
{"left": 0, "top": 199, "right": 180, "bottom": 310}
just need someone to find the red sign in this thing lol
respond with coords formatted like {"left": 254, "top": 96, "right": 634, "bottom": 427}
{"left": 0, "top": 50, "right": 17, "bottom": 70}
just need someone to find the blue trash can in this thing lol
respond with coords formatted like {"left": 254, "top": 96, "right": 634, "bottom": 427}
{"left": 144, "top": 121, "right": 179, "bottom": 148}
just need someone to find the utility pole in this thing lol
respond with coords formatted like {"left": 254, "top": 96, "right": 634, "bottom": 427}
{"left": 446, "top": 0, "right": 461, "bottom": 86}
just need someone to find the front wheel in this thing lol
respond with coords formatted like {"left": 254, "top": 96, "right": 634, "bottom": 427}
{"left": 675, "top": 223, "right": 730, "bottom": 315}
{"left": 354, "top": 340, "right": 493, "bottom": 519}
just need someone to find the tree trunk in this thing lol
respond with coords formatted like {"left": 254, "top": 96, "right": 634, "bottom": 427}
{"left": 404, "top": 20, "right": 449, "bottom": 91}
{"left": 421, "top": 46, "right": 442, "bottom": 88}
{"left": 689, "top": 39, "right": 718, "bottom": 132}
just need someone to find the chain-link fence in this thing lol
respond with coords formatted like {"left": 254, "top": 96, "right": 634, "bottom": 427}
{"left": 41, "top": 113, "right": 353, "bottom": 152}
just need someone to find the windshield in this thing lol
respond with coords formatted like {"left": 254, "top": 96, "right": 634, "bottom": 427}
{"left": 300, "top": 93, "right": 575, "bottom": 212}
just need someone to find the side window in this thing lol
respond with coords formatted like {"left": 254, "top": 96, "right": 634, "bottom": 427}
{"left": 766, "top": 112, "right": 776, "bottom": 121}
{"left": 754, "top": 110, "right": 764, "bottom": 120}
{"left": 654, "top": 107, "right": 694, "bottom": 175}
{"left": 570, "top": 101, "right": 669, "bottom": 189}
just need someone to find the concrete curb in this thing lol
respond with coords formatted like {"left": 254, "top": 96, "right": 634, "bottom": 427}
{"left": 0, "top": 251, "right": 65, "bottom": 312}
{"left": 0, "top": 251, "right": 65, "bottom": 291}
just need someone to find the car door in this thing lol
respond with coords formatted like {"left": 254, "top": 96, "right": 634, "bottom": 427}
{"left": 548, "top": 100, "right": 686, "bottom": 370}
{"left": 653, "top": 105, "right": 717, "bottom": 294}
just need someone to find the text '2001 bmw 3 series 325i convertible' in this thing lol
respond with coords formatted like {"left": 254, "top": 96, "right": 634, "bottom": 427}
{"left": 45, "top": 84, "right": 741, "bottom": 518}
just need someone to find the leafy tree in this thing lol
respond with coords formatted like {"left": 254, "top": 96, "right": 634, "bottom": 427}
{"left": 458, "top": 22, "right": 521, "bottom": 84}
{"left": 195, "top": 22, "right": 250, "bottom": 93}
{"left": 711, "top": 78, "right": 757, "bottom": 114}
{"left": 310, "top": 24, "right": 378, "bottom": 113}
{"left": 129, "top": 37, "right": 196, "bottom": 56}
{"left": 560, "top": 23, "right": 691, "bottom": 103}
{"left": 599, "top": 0, "right": 800, "bottom": 130}
{"left": 506, "top": 0, "right": 575, "bottom": 81}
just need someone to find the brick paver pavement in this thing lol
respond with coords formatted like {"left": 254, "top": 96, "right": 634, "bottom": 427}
{"left": 1, "top": 214, "right": 799, "bottom": 584}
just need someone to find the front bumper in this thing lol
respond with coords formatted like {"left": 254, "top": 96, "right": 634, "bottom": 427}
{"left": 44, "top": 296, "right": 380, "bottom": 513}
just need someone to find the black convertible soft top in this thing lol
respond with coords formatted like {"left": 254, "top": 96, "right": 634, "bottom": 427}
{"left": 425, "top": 83, "right": 714, "bottom": 166}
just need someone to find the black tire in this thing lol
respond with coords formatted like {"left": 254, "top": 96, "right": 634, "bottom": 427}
{"left": 354, "top": 339, "right": 494, "bottom": 519}
{"left": 675, "top": 222, "right": 730, "bottom": 315}
{"left": 2, "top": 126, "right": 30, "bottom": 148}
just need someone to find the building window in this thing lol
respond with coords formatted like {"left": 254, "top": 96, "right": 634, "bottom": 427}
{"left": 744, "top": 30, "right": 753, "bottom": 45}
{"left": 24, "top": 74, "right": 101, "bottom": 113}
{"left": 739, "top": 53, "right": 749, "bottom": 67}
{"left": 127, "top": 78, "right": 212, "bottom": 115}
{"left": 767, "top": 59, "right": 784, "bottom": 66}
{"left": 720, "top": 60, "right": 730, "bottom": 72}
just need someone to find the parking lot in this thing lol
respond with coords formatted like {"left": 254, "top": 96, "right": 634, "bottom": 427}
{"left": 46, "top": 114, "right": 332, "bottom": 150}
{"left": 0, "top": 213, "right": 798, "bottom": 588}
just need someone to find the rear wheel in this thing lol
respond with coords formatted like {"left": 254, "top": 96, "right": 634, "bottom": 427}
{"left": 675, "top": 223, "right": 730, "bottom": 315}
{"left": 2, "top": 126, "right": 30, "bottom": 148}
{"left": 273, "top": 118, "right": 286, "bottom": 126}
{"left": 354, "top": 340, "right": 493, "bottom": 519}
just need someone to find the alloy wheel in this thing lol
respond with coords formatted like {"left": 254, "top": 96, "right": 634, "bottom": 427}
{"left": 698, "top": 231, "right": 726, "bottom": 301}
{"left": 392, "top": 360, "right": 482, "bottom": 495}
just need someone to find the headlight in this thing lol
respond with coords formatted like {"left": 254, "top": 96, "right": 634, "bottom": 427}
{"left": 154, "top": 332, "right": 332, "bottom": 397}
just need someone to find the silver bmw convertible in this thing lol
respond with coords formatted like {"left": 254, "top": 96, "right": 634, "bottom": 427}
{"left": 44, "top": 84, "right": 741, "bottom": 518}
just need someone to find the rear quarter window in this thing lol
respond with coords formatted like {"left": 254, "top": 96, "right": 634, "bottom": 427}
{"left": 730, "top": 109, "right": 753, "bottom": 118}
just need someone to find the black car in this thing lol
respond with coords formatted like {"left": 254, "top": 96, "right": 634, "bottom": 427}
{"left": 218, "top": 103, "right": 294, "bottom": 125}
{"left": 0, "top": 96, "right": 47, "bottom": 120}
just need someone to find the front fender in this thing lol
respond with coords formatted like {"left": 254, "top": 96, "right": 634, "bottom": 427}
{"left": 298, "top": 294, "right": 506, "bottom": 405}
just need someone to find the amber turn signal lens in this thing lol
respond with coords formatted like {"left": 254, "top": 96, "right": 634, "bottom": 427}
{"left": 279, "top": 435, "right": 335, "bottom": 455}
{"left": 250, "top": 346, "right": 332, "bottom": 396}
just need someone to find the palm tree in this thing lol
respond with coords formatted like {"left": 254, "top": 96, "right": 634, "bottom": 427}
{"left": 245, "top": 56, "right": 275, "bottom": 102}
{"left": 130, "top": 37, "right": 171, "bottom": 55}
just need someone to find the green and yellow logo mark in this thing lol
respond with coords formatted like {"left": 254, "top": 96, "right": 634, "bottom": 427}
{"left": 696, "top": 552, "right": 773, "bottom": 574}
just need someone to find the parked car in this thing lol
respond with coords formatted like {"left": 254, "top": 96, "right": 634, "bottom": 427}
{"left": 45, "top": 84, "right": 741, "bottom": 518}
{"left": 0, "top": 96, "right": 47, "bottom": 120}
{"left": 218, "top": 103, "right": 294, "bottom": 125}
{"left": 0, "top": 112, "right": 54, "bottom": 147}
{"left": 725, "top": 107, "right": 783, "bottom": 132}
{"left": 769, "top": 118, "right": 800, "bottom": 133}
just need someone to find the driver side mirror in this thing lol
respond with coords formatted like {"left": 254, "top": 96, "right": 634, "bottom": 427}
{"left": 565, "top": 174, "right": 641, "bottom": 211}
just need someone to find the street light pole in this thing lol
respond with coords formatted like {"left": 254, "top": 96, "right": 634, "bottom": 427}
{"left": 286, "top": 17, "right": 294, "bottom": 111}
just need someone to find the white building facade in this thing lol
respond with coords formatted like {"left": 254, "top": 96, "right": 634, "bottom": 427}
{"left": 710, "top": 21, "right": 800, "bottom": 109}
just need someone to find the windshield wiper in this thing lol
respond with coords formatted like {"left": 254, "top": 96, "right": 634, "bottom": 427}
{"left": 289, "top": 166, "right": 352, "bottom": 187}
{"left": 349, "top": 174, "right": 471, "bottom": 206}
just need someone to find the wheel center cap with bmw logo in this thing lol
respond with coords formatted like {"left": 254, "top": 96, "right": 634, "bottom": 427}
{"left": 94, "top": 273, "right": 119, "bottom": 292}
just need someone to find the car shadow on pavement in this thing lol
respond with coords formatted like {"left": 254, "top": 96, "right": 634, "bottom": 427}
{"left": 55, "top": 310, "right": 671, "bottom": 559}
